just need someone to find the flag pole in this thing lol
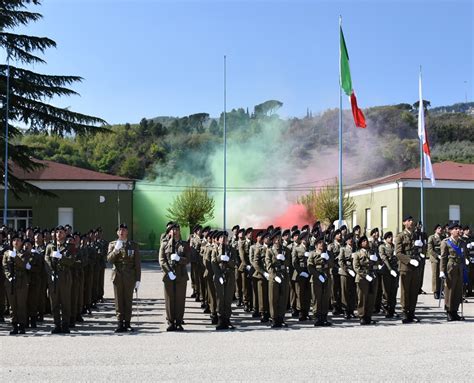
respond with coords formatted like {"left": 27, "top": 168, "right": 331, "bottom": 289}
{"left": 223, "top": 55, "right": 227, "bottom": 232}
{"left": 3, "top": 50, "right": 10, "bottom": 226}
{"left": 419, "top": 66, "right": 424, "bottom": 227}
{"left": 338, "top": 16, "right": 343, "bottom": 227}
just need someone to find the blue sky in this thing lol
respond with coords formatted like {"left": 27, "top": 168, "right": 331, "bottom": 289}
{"left": 8, "top": 0, "right": 474, "bottom": 124}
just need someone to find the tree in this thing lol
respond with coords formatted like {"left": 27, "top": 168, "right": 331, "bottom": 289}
{"left": 254, "top": 100, "right": 283, "bottom": 117}
{"left": 167, "top": 186, "right": 215, "bottom": 232}
{"left": 0, "top": 0, "right": 106, "bottom": 195}
{"left": 298, "top": 180, "right": 356, "bottom": 225}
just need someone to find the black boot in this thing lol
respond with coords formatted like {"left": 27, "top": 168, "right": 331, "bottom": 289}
{"left": 225, "top": 318, "right": 235, "bottom": 330}
{"left": 260, "top": 313, "right": 270, "bottom": 323}
{"left": 271, "top": 318, "right": 282, "bottom": 328}
{"left": 252, "top": 310, "right": 260, "bottom": 318}
{"left": 211, "top": 314, "right": 218, "bottom": 325}
{"left": 314, "top": 314, "right": 324, "bottom": 327}
{"left": 69, "top": 319, "right": 75, "bottom": 328}
{"left": 216, "top": 317, "right": 226, "bottom": 330}
{"left": 114, "top": 320, "right": 126, "bottom": 333}
{"left": 402, "top": 312, "right": 413, "bottom": 324}
{"left": 9, "top": 323, "right": 19, "bottom": 335}
{"left": 175, "top": 320, "right": 184, "bottom": 331}
{"left": 18, "top": 323, "right": 26, "bottom": 334}
{"left": 190, "top": 292, "right": 197, "bottom": 298}
{"left": 194, "top": 294, "right": 200, "bottom": 302}
{"left": 291, "top": 309, "right": 299, "bottom": 318}
{"left": 125, "top": 321, "right": 134, "bottom": 332}
{"left": 51, "top": 324, "right": 62, "bottom": 334}
{"left": 447, "top": 311, "right": 456, "bottom": 321}
{"left": 76, "top": 314, "right": 84, "bottom": 323}
{"left": 62, "top": 324, "right": 70, "bottom": 334}
{"left": 322, "top": 314, "right": 332, "bottom": 326}
{"left": 30, "top": 316, "right": 37, "bottom": 329}
{"left": 166, "top": 321, "right": 176, "bottom": 332}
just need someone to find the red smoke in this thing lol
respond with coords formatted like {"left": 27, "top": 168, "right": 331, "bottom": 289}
{"left": 264, "top": 204, "right": 312, "bottom": 229}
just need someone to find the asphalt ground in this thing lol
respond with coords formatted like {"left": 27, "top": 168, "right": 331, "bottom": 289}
{"left": 1, "top": 262, "right": 473, "bottom": 382}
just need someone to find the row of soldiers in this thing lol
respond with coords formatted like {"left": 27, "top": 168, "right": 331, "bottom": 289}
{"left": 1, "top": 225, "right": 109, "bottom": 335}
{"left": 177, "top": 217, "right": 474, "bottom": 329}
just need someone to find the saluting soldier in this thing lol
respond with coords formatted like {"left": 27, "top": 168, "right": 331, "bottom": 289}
{"left": 308, "top": 238, "right": 333, "bottom": 326}
{"left": 428, "top": 224, "right": 443, "bottom": 299}
{"left": 291, "top": 231, "right": 311, "bottom": 321}
{"left": 107, "top": 223, "right": 141, "bottom": 333}
{"left": 211, "top": 231, "right": 236, "bottom": 330}
{"left": 440, "top": 223, "right": 466, "bottom": 321}
{"left": 379, "top": 232, "right": 399, "bottom": 318}
{"left": 252, "top": 232, "right": 270, "bottom": 323}
{"left": 328, "top": 229, "right": 343, "bottom": 316}
{"left": 3, "top": 234, "right": 30, "bottom": 335}
{"left": 338, "top": 233, "right": 357, "bottom": 319}
{"left": 45, "top": 226, "right": 75, "bottom": 334}
{"left": 353, "top": 236, "right": 378, "bottom": 325}
{"left": 238, "top": 227, "right": 254, "bottom": 312}
{"left": 395, "top": 216, "right": 422, "bottom": 324}
{"left": 265, "top": 230, "right": 289, "bottom": 328}
{"left": 159, "top": 223, "right": 189, "bottom": 331}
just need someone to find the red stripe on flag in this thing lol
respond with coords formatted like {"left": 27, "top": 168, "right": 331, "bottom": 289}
{"left": 350, "top": 92, "right": 366, "bottom": 128}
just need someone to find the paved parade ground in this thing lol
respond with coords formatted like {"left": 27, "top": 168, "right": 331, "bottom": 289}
{"left": 1, "top": 262, "right": 473, "bottom": 382}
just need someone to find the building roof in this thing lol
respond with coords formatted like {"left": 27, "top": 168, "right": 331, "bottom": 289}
{"left": 12, "top": 159, "right": 132, "bottom": 182}
{"left": 349, "top": 161, "right": 474, "bottom": 190}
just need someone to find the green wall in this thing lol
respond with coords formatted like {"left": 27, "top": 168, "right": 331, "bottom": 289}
{"left": 403, "top": 187, "right": 474, "bottom": 231}
{"left": 350, "top": 186, "right": 402, "bottom": 235}
{"left": 1, "top": 189, "right": 133, "bottom": 241}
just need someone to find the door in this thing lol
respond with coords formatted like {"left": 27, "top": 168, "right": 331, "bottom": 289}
{"left": 58, "top": 207, "right": 73, "bottom": 228}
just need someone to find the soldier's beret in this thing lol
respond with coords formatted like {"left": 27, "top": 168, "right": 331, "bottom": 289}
{"left": 370, "top": 228, "right": 379, "bottom": 235}
{"left": 358, "top": 235, "right": 368, "bottom": 247}
{"left": 403, "top": 215, "right": 413, "bottom": 222}
{"left": 202, "top": 226, "right": 211, "bottom": 233}
{"left": 266, "top": 225, "right": 274, "bottom": 232}
{"left": 213, "top": 231, "right": 222, "bottom": 239}
{"left": 262, "top": 232, "right": 271, "bottom": 240}
{"left": 245, "top": 228, "right": 253, "bottom": 235}
{"left": 270, "top": 230, "right": 281, "bottom": 240}
{"left": 56, "top": 225, "right": 66, "bottom": 232}
{"left": 462, "top": 225, "right": 469, "bottom": 230}
{"left": 274, "top": 226, "right": 281, "bottom": 232}
{"left": 116, "top": 223, "right": 128, "bottom": 231}
{"left": 298, "top": 231, "right": 307, "bottom": 240}
{"left": 11, "top": 233, "right": 22, "bottom": 241}
{"left": 301, "top": 225, "right": 309, "bottom": 232}
{"left": 282, "top": 229, "right": 291, "bottom": 237}
{"left": 315, "top": 237, "right": 325, "bottom": 245}
{"left": 433, "top": 224, "right": 442, "bottom": 230}
{"left": 334, "top": 229, "right": 342, "bottom": 236}
{"left": 166, "top": 221, "right": 175, "bottom": 227}
{"left": 193, "top": 225, "right": 202, "bottom": 233}
{"left": 384, "top": 232, "right": 393, "bottom": 240}
{"left": 73, "top": 231, "right": 81, "bottom": 237}
{"left": 255, "top": 231, "right": 264, "bottom": 238}
{"left": 448, "top": 223, "right": 461, "bottom": 230}
{"left": 238, "top": 228, "right": 245, "bottom": 235}
{"left": 345, "top": 233, "right": 354, "bottom": 241}
{"left": 291, "top": 230, "right": 300, "bottom": 238}
{"left": 291, "top": 225, "right": 298, "bottom": 232}
{"left": 313, "top": 221, "right": 321, "bottom": 228}
{"left": 353, "top": 225, "right": 361, "bottom": 232}
{"left": 220, "top": 231, "right": 229, "bottom": 238}
{"left": 165, "top": 224, "right": 179, "bottom": 235}
{"left": 340, "top": 225, "right": 347, "bottom": 231}
{"left": 232, "top": 225, "right": 240, "bottom": 231}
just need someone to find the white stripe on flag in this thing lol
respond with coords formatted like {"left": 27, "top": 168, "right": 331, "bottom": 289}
{"left": 418, "top": 72, "right": 435, "bottom": 186}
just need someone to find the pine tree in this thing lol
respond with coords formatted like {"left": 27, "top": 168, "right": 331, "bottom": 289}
{"left": 0, "top": 0, "right": 107, "bottom": 195}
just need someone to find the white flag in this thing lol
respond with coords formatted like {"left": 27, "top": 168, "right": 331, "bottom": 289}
{"left": 418, "top": 72, "right": 436, "bottom": 186}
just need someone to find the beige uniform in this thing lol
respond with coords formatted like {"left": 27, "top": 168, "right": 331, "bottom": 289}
{"left": 308, "top": 249, "right": 333, "bottom": 322}
{"left": 211, "top": 244, "right": 236, "bottom": 322}
{"left": 440, "top": 238, "right": 464, "bottom": 314}
{"left": 252, "top": 244, "right": 269, "bottom": 317}
{"left": 379, "top": 242, "right": 398, "bottom": 315}
{"left": 428, "top": 233, "right": 442, "bottom": 295}
{"left": 265, "top": 244, "right": 289, "bottom": 325}
{"left": 338, "top": 244, "right": 356, "bottom": 315}
{"left": 353, "top": 248, "right": 378, "bottom": 321}
{"left": 291, "top": 243, "right": 311, "bottom": 319}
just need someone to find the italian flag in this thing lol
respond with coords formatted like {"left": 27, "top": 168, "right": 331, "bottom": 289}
{"left": 340, "top": 26, "right": 366, "bottom": 128}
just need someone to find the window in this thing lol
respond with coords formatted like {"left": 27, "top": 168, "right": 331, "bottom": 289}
{"left": 58, "top": 207, "right": 74, "bottom": 228}
{"left": 381, "top": 206, "right": 388, "bottom": 229}
{"left": 352, "top": 211, "right": 357, "bottom": 229}
{"left": 449, "top": 205, "right": 460, "bottom": 223}
{"left": 0, "top": 209, "right": 33, "bottom": 230}
{"left": 365, "top": 208, "right": 371, "bottom": 232}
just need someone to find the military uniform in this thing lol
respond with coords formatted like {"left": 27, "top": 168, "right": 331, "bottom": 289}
{"left": 379, "top": 241, "right": 399, "bottom": 317}
{"left": 3, "top": 248, "right": 30, "bottom": 334}
{"left": 159, "top": 237, "right": 189, "bottom": 330}
{"left": 230, "top": 234, "right": 242, "bottom": 305}
{"left": 69, "top": 243, "right": 82, "bottom": 327}
{"left": 252, "top": 243, "right": 270, "bottom": 322}
{"left": 284, "top": 239, "right": 298, "bottom": 315}
{"left": 308, "top": 248, "right": 333, "bottom": 326}
{"left": 82, "top": 242, "right": 94, "bottom": 313}
{"left": 190, "top": 233, "right": 203, "bottom": 301}
{"left": 26, "top": 247, "right": 44, "bottom": 328}
{"left": 328, "top": 240, "right": 343, "bottom": 314}
{"left": 34, "top": 243, "right": 48, "bottom": 321}
{"left": 265, "top": 243, "right": 289, "bottom": 327}
{"left": 395, "top": 229, "right": 421, "bottom": 322}
{"left": 211, "top": 242, "right": 236, "bottom": 329}
{"left": 353, "top": 247, "right": 378, "bottom": 324}
{"left": 427, "top": 233, "right": 443, "bottom": 297}
{"left": 0, "top": 241, "right": 9, "bottom": 321}
{"left": 45, "top": 240, "right": 75, "bottom": 333}
{"left": 461, "top": 234, "right": 474, "bottom": 296}
{"left": 291, "top": 242, "right": 311, "bottom": 320}
{"left": 338, "top": 244, "right": 356, "bottom": 318}
{"left": 238, "top": 237, "right": 253, "bottom": 311}
{"left": 249, "top": 241, "right": 262, "bottom": 317}
{"left": 440, "top": 237, "right": 465, "bottom": 320}
{"left": 203, "top": 238, "right": 217, "bottom": 322}
{"left": 108, "top": 239, "right": 141, "bottom": 331}
{"left": 413, "top": 229, "right": 428, "bottom": 293}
